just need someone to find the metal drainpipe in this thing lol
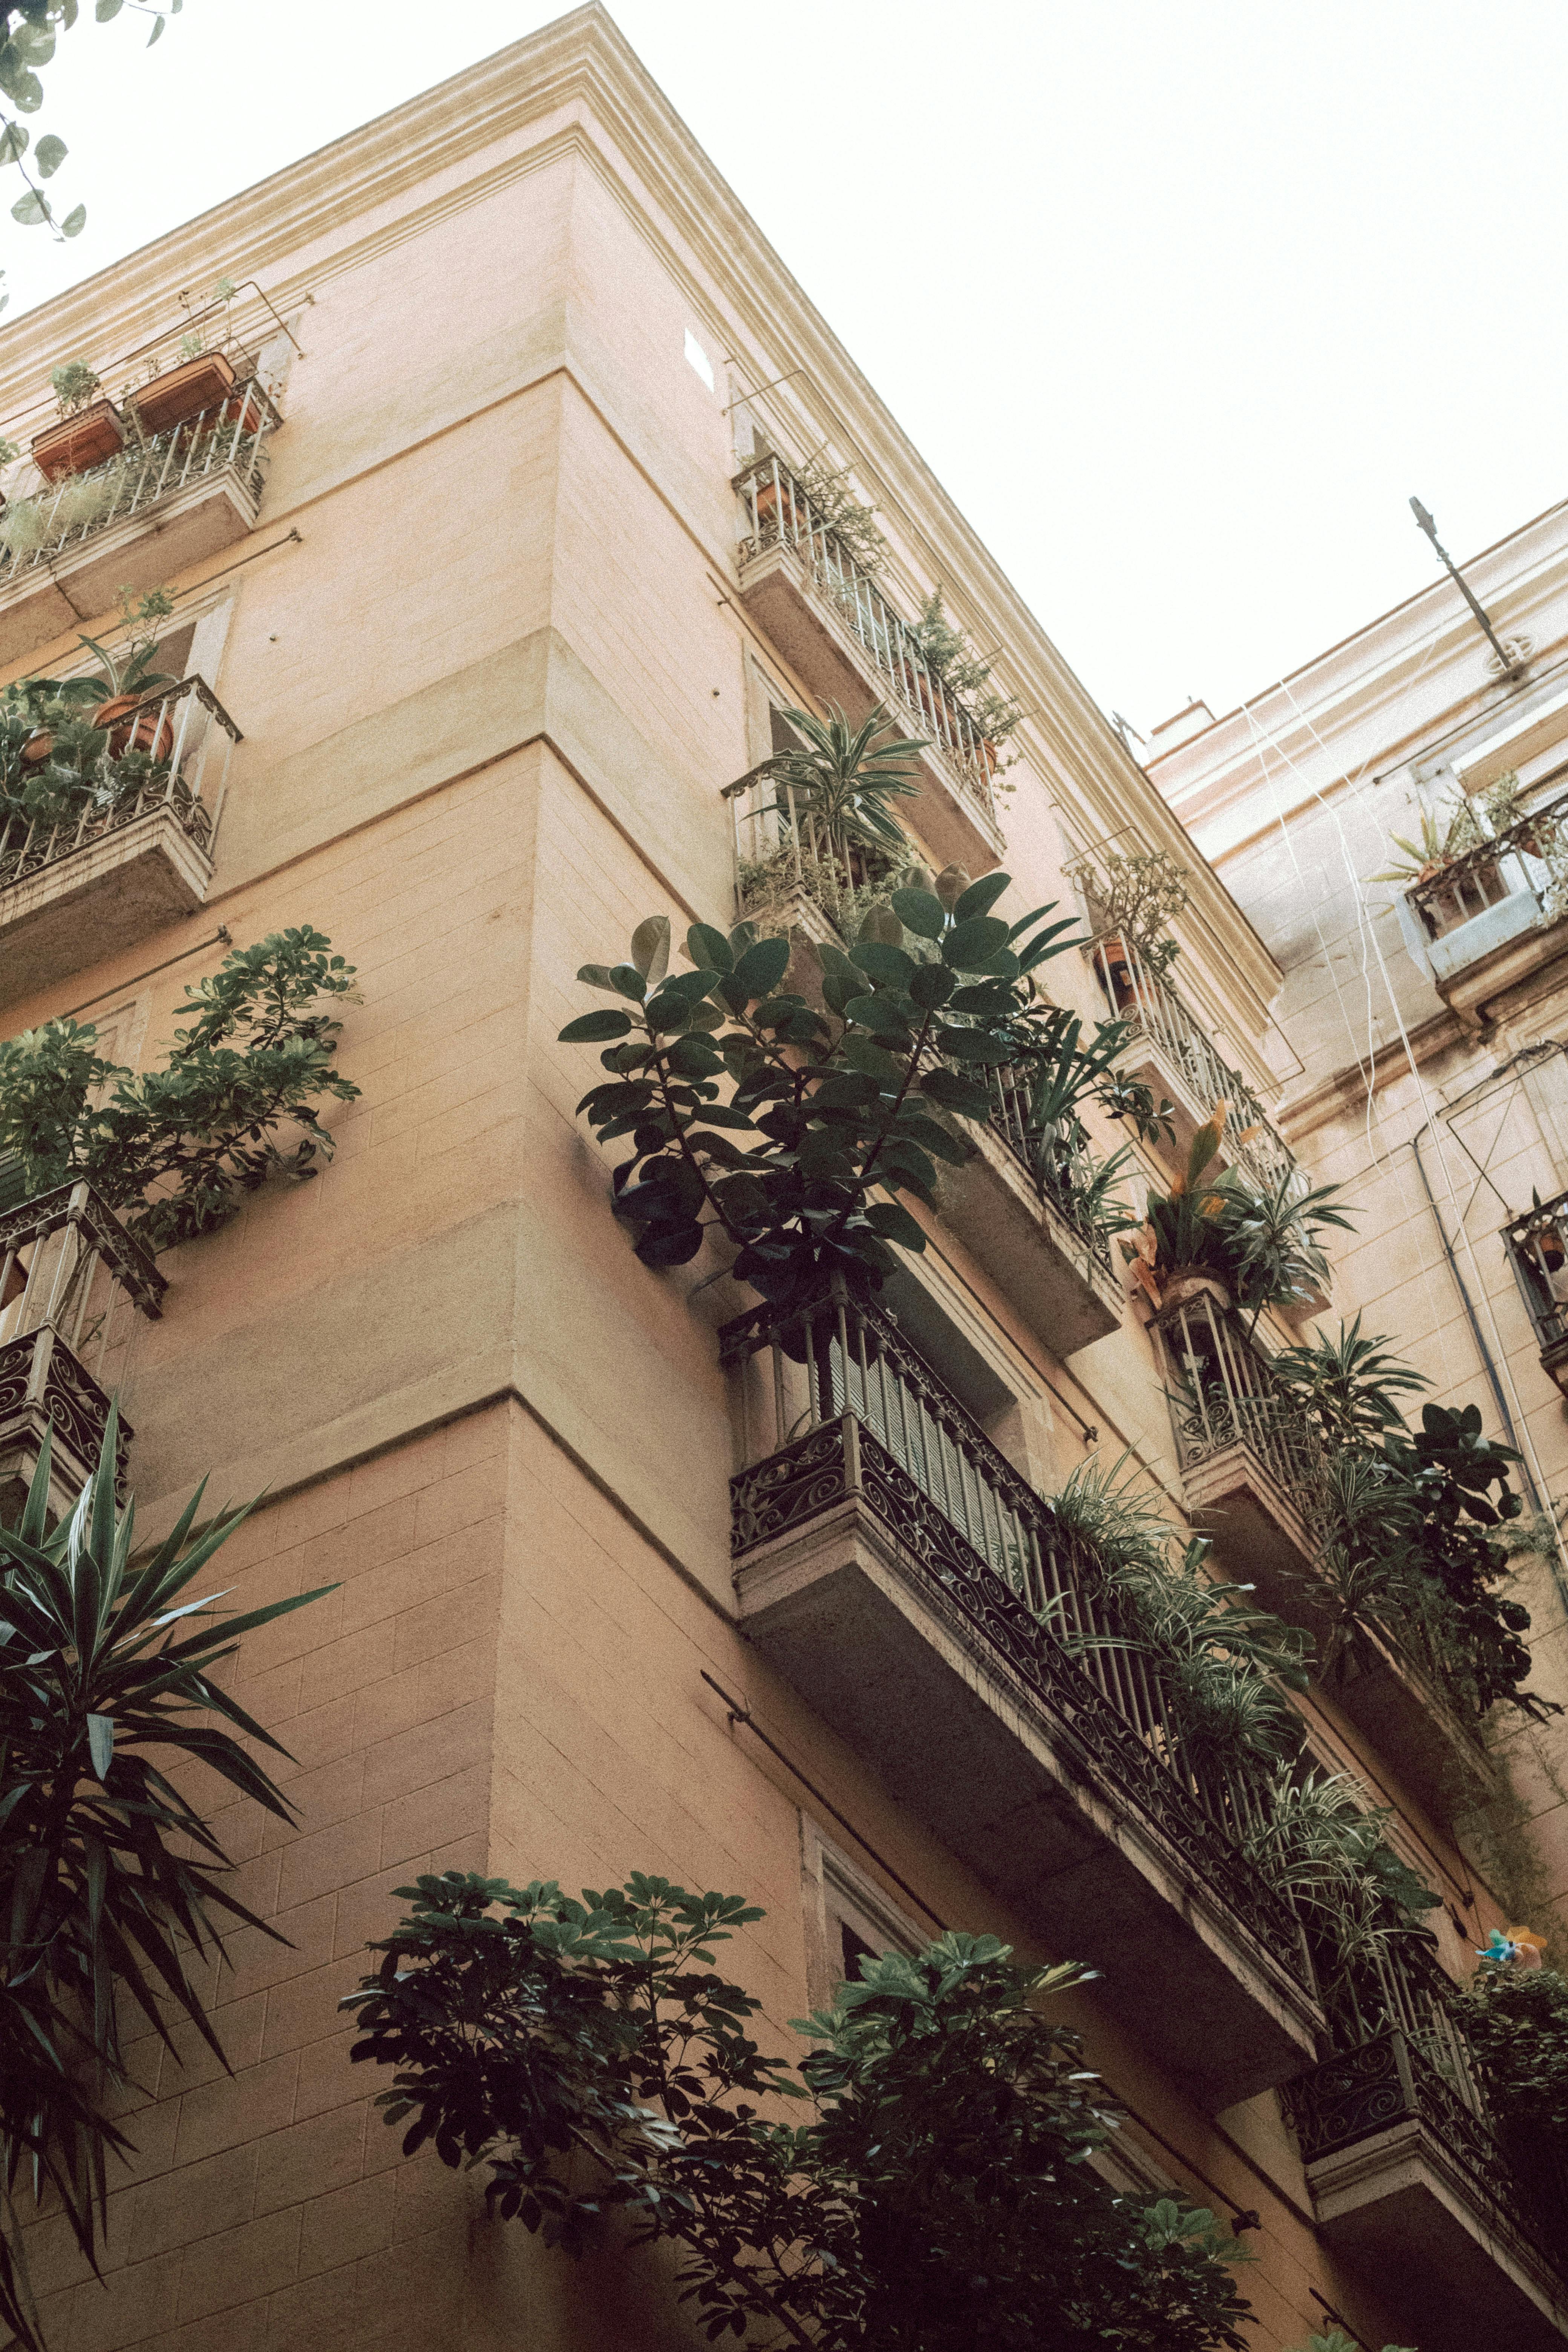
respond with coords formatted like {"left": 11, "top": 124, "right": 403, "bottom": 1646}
{"left": 1409, "top": 1116, "right": 1544, "bottom": 1518}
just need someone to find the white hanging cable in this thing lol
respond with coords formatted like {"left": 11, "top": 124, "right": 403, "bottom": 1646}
{"left": 1256, "top": 671, "right": 1568, "bottom": 1589}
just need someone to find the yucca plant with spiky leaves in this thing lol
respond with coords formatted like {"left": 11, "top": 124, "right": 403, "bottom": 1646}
{"left": 0, "top": 1421, "right": 332, "bottom": 2351}
{"left": 763, "top": 702, "right": 927, "bottom": 866}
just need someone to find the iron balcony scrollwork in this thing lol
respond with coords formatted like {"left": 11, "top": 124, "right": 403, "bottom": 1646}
{"left": 726, "top": 1288, "right": 1312, "bottom": 1990}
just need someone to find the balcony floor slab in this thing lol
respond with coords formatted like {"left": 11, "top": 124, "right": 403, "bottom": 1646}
{"left": 937, "top": 1123, "right": 1124, "bottom": 1357}
{"left": 0, "top": 804, "right": 214, "bottom": 1006}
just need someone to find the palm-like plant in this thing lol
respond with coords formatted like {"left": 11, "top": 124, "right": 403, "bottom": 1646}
{"left": 1269, "top": 1315, "right": 1429, "bottom": 1450}
{"left": 763, "top": 702, "right": 926, "bottom": 868}
{"left": 0, "top": 1423, "right": 332, "bottom": 2350}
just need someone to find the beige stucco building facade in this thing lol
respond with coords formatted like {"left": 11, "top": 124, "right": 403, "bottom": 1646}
{"left": 0, "top": 11, "right": 1564, "bottom": 2349}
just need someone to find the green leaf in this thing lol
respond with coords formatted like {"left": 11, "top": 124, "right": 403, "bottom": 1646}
{"left": 952, "top": 873, "right": 1011, "bottom": 923}
{"left": 95, "top": 0, "right": 124, "bottom": 18}
{"left": 146, "top": 9, "right": 164, "bottom": 40}
{"left": 9, "top": 18, "right": 55, "bottom": 63}
{"left": 608, "top": 964, "right": 647, "bottom": 1000}
{"left": 942, "top": 916, "right": 1010, "bottom": 969}
{"left": 630, "top": 916, "right": 671, "bottom": 985}
{"left": 845, "top": 995, "right": 912, "bottom": 1042}
{"left": 33, "top": 131, "right": 64, "bottom": 176}
{"left": 59, "top": 202, "right": 85, "bottom": 235}
{"left": 851, "top": 941, "right": 914, "bottom": 985}
{"left": 935, "top": 1030, "right": 1014, "bottom": 1065}
{"left": 686, "top": 923, "right": 733, "bottom": 973}
{"left": 864, "top": 1201, "right": 927, "bottom": 1249}
{"left": 890, "top": 888, "right": 946, "bottom": 940}
{"left": 920, "top": 1067, "right": 993, "bottom": 1116}
{"left": 908, "top": 963, "right": 956, "bottom": 1009}
{"left": 0, "top": 56, "right": 43, "bottom": 109}
{"left": 732, "top": 937, "right": 791, "bottom": 1000}
{"left": 0, "top": 122, "right": 28, "bottom": 163}
{"left": 86, "top": 1712, "right": 113, "bottom": 1779}
{"left": 9, "top": 185, "right": 47, "bottom": 224}
{"left": 559, "top": 1010, "right": 634, "bottom": 1043}
{"left": 576, "top": 963, "right": 623, "bottom": 992}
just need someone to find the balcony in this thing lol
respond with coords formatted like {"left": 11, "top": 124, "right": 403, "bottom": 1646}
{"left": 1399, "top": 784, "right": 1568, "bottom": 1022}
{"left": 726, "top": 1288, "right": 1323, "bottom": 2108}
{"left": 1503, "top": 1187, "right": 1568, "bottom": 1393}
{"left": 0, "top": 675, "right": 237, "bottom": 1006}
{"left": 1086, "top": 936, "right": 1299, "bottom": 1196}
{"left": 0, "top": 1182, "right": 165, "bottom": 1517}
{"left": 937, "top": 1064, "right": 1125, "bottom": 1354}
{"left": 0, "top": 376, "right": 280, "bottom": 666}
{"left": 1284, "top": 1954, "right": 1568, "bottom": 2349}
{"left": 732, "top": 453, "right": 1004, "bottom": 875}
{"left": 1156, "top": 1292, "right": 1494, "bottom": 1813}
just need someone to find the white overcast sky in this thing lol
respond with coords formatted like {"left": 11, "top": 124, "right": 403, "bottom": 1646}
{"left": 5, "top": 1, "right": 1563, "bottom": 735}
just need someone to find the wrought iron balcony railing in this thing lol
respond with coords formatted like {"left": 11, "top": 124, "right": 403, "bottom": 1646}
{"left": 1503, "top": 1185, "right": 1568, "bottom": 1393}
{"left": 725, "top": 1285, "right": 1312, "bottom": 1990}
{"left": 975, "top": 1061, "right": 1116, "bottom": 1275}
{"left": 0, "top": 377, "right": 280, "bottom": 586}
{"left": 1156, "top": 1290, "right": 1324, "bottom": 1517}
{"left": 1087, "top": 935, "right": 1297, "bottom": 1190}
{"left": 1286, "top": 1942, "right": 1568, "bottom": 2303}
{"left": 733, "top": 452, "right": 1001, "bottom": 825}
{"left": 0, "top": 675, "right": 238, "bottom": 894}
{"left": 0, "top": 1181, "right": 165, "bottom": 1501}
{"left": 1407, "top": 782, "right": 1568, "bottom": 945}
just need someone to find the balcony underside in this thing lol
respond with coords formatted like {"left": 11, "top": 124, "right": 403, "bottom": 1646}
{"left": 0, "top": 464, "right": 261, "bottom": 665}
{"left": 734, "top": 1419, "right": 1321, "bottom": 2109}
{"left": 0, "top": 1326, "right": 129, "bottom": 1518}
{"left": 1294, "top": 2047, "right": 1568, "bottom": 2349}
{"left": 1403, "top": 884, "right": 1568, "bottom": 1026}
{"left": 937, "top": 1124, "right": 1123, "bottom": 1356}
{"left": 0, "top": 805, "right": 214, "bottom": 1007}
{"left": 736, "top": 543, "right": 1004, "bottom": 877}
{"left": 1184, "top": 1441, "right": 1493, "bottom": 1812}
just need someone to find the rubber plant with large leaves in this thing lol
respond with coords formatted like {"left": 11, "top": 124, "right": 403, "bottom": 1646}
{"left": 0, "top": 1423, "right": 332, "bottom": 2351}
{"left": 559, "top": 869, "right": 1081, "bottom": 1324}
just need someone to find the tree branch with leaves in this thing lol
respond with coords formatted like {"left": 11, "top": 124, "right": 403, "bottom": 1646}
{"left": 0, "top": 0, "right": 181, "bottom": 258}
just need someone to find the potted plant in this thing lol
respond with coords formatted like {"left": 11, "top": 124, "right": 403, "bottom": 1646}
{"left": 77, "top": 588, "right": 182, "bottom": 759}
{"left": 126, "top": 276, "right": 257, "bottom": 440}
{"left": 31, "top": 361, "right": 124, "bottom": 483}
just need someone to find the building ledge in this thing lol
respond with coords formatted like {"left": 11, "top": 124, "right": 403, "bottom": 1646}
{"left": 936, "top": 1117, "right": 1124, "bottom": 1356}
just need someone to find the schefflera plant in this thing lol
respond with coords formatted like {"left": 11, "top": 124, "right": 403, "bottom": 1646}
{"left": 559, "top": 871, "right": 1078, "bottom": 1321}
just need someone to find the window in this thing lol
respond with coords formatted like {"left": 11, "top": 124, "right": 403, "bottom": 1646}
{"left": 683, "top": 329, "right": 715, "bottom": 390}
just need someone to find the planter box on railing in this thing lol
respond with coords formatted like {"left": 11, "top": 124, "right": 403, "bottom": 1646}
{"left": 0, "top": 376, "right": 281, "bottom": 667}
{"left": 725, "top": 1286, "right": 1322, "bottom": 2107}
{"left": 0, "top": 1181, "right": 165, "bottom": 1516}
{"left": 0, "top": 673, "right": 239, "bottom": 1004}
{"left": 732, "top": 453, "right": 1004, "bottom": 874}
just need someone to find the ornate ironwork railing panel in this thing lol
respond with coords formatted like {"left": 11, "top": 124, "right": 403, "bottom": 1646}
{"left": 0, "top": 1182, "right": 164, "bottom": 1493}
{"left": 1086, "top": 935, "right": 1296, "bottom": 1190}
{"left": 0, "top": 376, "right": 280, "bottom": 586}
{"left": 733, "top": 451, "right": 1000, "bottom": 824}
{"left": 0, "top": 675, "right": 239, "bottom": 893}
{"left": 726, "top": 1288, "right": 1311, "bottom": 1987}
{"left": 1283, "top": 2016, "right": 1568, "bottom": 2285}
{"left": 1503, "top": 1184, "right": 1568, "bottom": 1353}
{"left": 1407, "top": 782, "right": 1568, "bottom": 943}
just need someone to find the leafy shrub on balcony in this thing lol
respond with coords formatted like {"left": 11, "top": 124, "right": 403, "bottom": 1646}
{"left": 0, "top": 926, "right": 359, "bottom": 1250}
{"left": 1270, "top": 1321, "right": 1554, "bottom": 1724}
{"left": 560, "top": 853, "right": 1086, "bottom": 1315}
{"left": 1126, "top": 1110, "right": 1352, "bottom": 1317}
{"left": 0, "top": 1424, "right": 332, "bottom": 2352}
{"left": 0, "top": 591, "right": 187, "bottom": 841}
{"left": 1452, "top": 1950, "right": 1568, "bottom": 2145}
{"left": 346, "top": 1870, "right": 1256, "bottom": 2351}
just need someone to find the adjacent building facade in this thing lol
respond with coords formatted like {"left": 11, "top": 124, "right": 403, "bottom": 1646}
{"left": 1, "top": 10, "right": 1564, "bottom": 2348}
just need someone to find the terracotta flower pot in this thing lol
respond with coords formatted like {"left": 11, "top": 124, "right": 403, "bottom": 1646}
{"left": 92, "top": 693, "right": 175, "bottom": 762}
{"left": 32, "top": 400, "right": 125, "bottom": 483}
{"left": 19, "top": 729, "right": 52, "bottom": 766}
{"left": 1157, "top": 1265, "right": 1233, "bottom": 1315}
{"left": 131, "top": 351, "right": 237, "bottom": 438}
